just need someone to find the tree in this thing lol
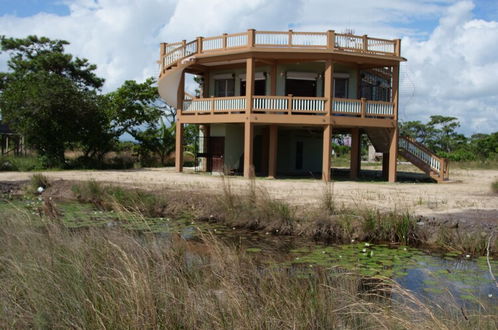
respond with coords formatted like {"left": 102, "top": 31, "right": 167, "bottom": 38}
{"left": 0, "top": 35, "right": 112, "bottom": 166}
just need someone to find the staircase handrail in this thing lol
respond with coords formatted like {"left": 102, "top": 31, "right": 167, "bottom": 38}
{"left": 399, "top": 135, "right": 449, "bottom": 179}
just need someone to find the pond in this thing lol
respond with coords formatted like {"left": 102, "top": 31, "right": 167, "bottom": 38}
{"left": 3, "top": 198, "right": 497, "bottom": 313}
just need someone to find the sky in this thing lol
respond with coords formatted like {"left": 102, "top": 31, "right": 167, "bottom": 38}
{"left": 0, "top": 0, "right": 497, "bottom": 135}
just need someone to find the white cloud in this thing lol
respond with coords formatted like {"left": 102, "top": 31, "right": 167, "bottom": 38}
{"left": 0, "top": 0, "right": 496, "bottom": 134}
{"left": 400, "top": 0, "right": 498, "bottom": 134}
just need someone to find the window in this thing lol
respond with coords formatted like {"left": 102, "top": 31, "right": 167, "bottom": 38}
{"left": 285, "top": 72, "right": 318, "bottom": 97}
{"left": 334, "top": 78, "right": 349, "bottom": 98}
{"left": 240, "top": 79, "right": 266, "bottom": 96}
{"left": 214, "top": 79, "right": 235, "bottom": 97}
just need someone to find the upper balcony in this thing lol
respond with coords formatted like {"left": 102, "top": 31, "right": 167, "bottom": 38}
{"left": 158, "top": 30, "right": 403, "bottom": 127}
{"left": 159, "top": 29, "right": 403, "bottom": 76}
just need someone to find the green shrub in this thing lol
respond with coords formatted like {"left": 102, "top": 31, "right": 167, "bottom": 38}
{"left": 492, "top": 180, "right": 498, "bottom": 194}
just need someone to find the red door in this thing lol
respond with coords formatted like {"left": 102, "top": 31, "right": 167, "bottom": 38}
{"left": 208, "top": 137, "right": 225, "bottom": 172}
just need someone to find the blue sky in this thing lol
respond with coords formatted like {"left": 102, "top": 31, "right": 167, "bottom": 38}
{"left": 0, "top": 0, "right": 69, "bottom": 17}
{"left": 0, "top": 0, "right": 497, "bottom": 134}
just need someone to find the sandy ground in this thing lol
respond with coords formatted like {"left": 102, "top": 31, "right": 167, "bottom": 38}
{"left": 1, "top": 166, "right": 497, "bottom": 223}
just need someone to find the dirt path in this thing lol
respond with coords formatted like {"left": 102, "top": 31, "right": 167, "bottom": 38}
{"left": 1, "top": 167, "right": 497, "bottom": 222}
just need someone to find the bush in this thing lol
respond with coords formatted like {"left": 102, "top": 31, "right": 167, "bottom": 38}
{"left": 492, "top": 180, "right": 498, "bottom": 194}
{"left": 0, "top": 155, "right": 45, "bottom": 171}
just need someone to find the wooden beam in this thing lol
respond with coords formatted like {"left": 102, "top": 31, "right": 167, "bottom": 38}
{"left": 270, "top": 61, "right": 277, "bottom": 96}
{"left": 323, "top": 59, "right": 334, "bottom": 115}
{"left": 268, "top": 124, "right": 278, "bottom": 178}
{"left": 322, "top": 124, "right": 332, "bottom": 181}
{"left": 243, "top": 121, "right": 254, "bottom": 178}
{"left": 175, "top": 123, "right": 184, "bottom": 172}
{"left": 245, "top": 57, "right": 255, "bottom": 114}
{"left": 388, "top": 127, "right": 398, "bottom": 182}
{"left": 350, "top": 127, "right": 360, "bottom": 180}
{"left": 392, "top": 64, "right": 400, "bottom": 121}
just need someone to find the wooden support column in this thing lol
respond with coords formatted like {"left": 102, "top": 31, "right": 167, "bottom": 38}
{"left": 268, "top": 124, "right": 278, "bottom": 178}
{"left": 350, "top": 128, "right": 361, "bottom": 180}
{"left": 270, "top": 62, "right": 277, "bottom": 96}
{"left": 200, "top": 124, "right": 210, "bottom": 172}
{"left": 392, "top": 64, "right": 400, "bottom": 121}
{"left": 245, "top": 57, "right": 255, "bottom": 114}
{"left": 177, "top": 70, "right": 185, "bottom": 115}
{"left": 175, "top": 123, "right": 184, "bottom": 172}
{"left": 388, "top": 127, "right": 398, "bottom": 182}
{"left": 243, "top": 121, "right": 254, "bottom": 178}
{"left": 324, "top": 59, "right": 334, "bottom": 115}
{"left": 322, "top": 124, "right": 332, "bottom": 182}
{"left": 382, "top": 153, "right": 389, "bottom": 180}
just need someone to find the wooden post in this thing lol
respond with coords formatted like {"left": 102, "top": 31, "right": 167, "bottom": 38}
{"left": 159, "top": 43, "right": 167, "bottom": 74}
{"left": 197, "top": 37, "right": 204, "bottom": 53}
{"left": 327, "top": 30, "right": 335, "bottom": 49}
{"left": 322, "top": 124, "right": 332, "bottom": 181}
{"left": 287, "top": 94, "right": 293, "bottom": 115}
{"left": 288, "top": 30, "right": 293, "bottom": 46}
{"left": 268, "top": 124, "right": 278, "bottom": 178}
{"left": 392, "top": 64, "right": 399, "bottom": 121}
{"left": 360, "top": 98, "right": 366, "bottom": 118}
{"left": 362, "top": 35, "right": 368, "bottom": 52}
{"left": 270, "top": 62, "right": 277, "bottom": 96}
{"left": 200, "top": 124, "right": 210, "bottom": 172}
{"left": 245, "top": 57, "right": 255, "bottom": 114}
{"left": 243, "top": 121, "right": 254, "bottom": 178}
{"left": 223, "top": 33, "right": 228, "bottom": 49}
{"left": 382, "top": 152, "right": 389, "bottom": 180}
{"left": 388, "top": 127, "right": 398, "bottom": 182}
{"left": 175, "top": 123, "right": 184, "bottom": 172}
{"left": 247, "top": 29, "right": 255, "bottom": 47}
{"left": 395, "top": 39, "right": 401, "bottom": 57}
{"left": 350, "top": 128, "right": 361, "bottom": 180}
{"left": 323, "top": 59, "right": 334, "bottom": 115}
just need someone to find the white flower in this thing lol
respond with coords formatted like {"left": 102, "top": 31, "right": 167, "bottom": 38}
{"left": 37, "top": 186, "right": 44, "bottom": 193}
{"left": 351, "top": 239, "right": 355, "bottom": 243}
{"left": 488, "top": 294, "right": 493, "bottom": 298}
{"left": 322, "top": 251, "right": 326, "bottom": 254}
{"left": 365, "top": 243, "right": 370, "bottom": 247}
{"left": 362, "top": 249, "right": 367, "bottom": 253}
{"left": 465, "top": 254, "right": 471, "bottom": 258}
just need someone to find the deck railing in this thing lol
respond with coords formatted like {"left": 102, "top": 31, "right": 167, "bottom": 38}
{"left": 183, "top": 96, "right": 246, "bottom": 113}
{"left": 160, "top": 29, "right": 400, "bottom": 73}
{"left": 183, "top": 96, "right": 394, "bottom": 117}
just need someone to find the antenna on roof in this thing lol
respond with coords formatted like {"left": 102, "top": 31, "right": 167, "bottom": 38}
{"left": 343, "top": 28, "right": 355, "bottom": 35}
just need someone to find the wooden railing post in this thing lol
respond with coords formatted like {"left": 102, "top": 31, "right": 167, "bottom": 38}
{"left": 159, "top": 42, "right": 167, "bottom": 74}
{"left": 223, "top": 33, "right": 228, "bottom": 49}
{"left": 287, "top": 94, "right": 293, "bottom": 114}
{"left": 197, "top": 37, "right": 203, "bottom": 53}
{"left": 395, "top": 39, "right": 401, "bottom": 57}
{"left": 210, "top": 96, "right": 215, "bottom": 115}
{"left": 324, "top": 60, "right": 334, "bottom": 116}
{"left": 288, "top": 30, "right": 293, "bottom": 46}
{"left": 247, "top": 29, "right": 255, "bottom": 47}
{"left": 360, "top": 98, "right": 366, "bottom": 118}
{"left": 362, "top": 35, "right": 368, "bottom": 52}
{"left": 327, "top": 30, "right": 335, "bottom": 49}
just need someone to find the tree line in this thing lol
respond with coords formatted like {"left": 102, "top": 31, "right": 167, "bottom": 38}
{"left": 0, "top": 35, "right": 195, "bottom": 168}
{"left": 400, "top": 116, "right": 497, "bottom": 161}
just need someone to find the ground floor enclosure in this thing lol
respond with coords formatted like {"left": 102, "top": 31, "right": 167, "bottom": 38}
{"left": 176, "top": 123, "right": 398, "bottom": 182}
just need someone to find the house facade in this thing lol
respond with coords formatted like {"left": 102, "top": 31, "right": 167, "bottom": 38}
{"left": 158, "top": 29, "right": 449, "bottom": 182}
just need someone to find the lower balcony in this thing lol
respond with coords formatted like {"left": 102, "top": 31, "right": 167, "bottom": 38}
{"left": 181, "top": 96, "right": 395, "bottom": 123}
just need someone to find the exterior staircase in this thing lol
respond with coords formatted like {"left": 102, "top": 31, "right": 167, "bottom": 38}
{"left": 366, "top": 128, "right": 449, "bottom": 183}
{"left": 398, "top": 136, "right": 449, "bottom": 183}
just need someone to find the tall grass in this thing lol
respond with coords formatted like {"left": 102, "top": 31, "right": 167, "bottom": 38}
{"left": 1, "top": 209, "right": 495, "bottom": 329}
{"left": 67, "top": 179, "right": 498, "bottom": 255}
{"left": 492, "top": 179, "right": 498, "bottom": 194}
